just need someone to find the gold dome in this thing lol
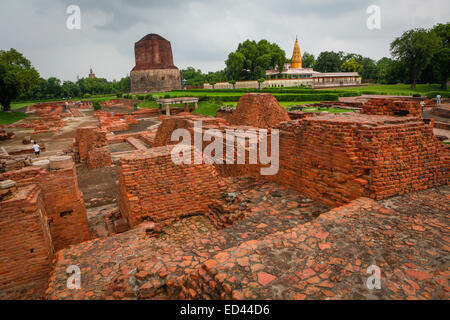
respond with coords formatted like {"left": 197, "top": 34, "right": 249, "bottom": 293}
{"left": 291, "top": 37, "right": 302, "bottom": 69}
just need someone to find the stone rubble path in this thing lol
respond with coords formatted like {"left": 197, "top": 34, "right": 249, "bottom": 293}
{"left": 45, "top": 180, "right": 449, "bottom": 300}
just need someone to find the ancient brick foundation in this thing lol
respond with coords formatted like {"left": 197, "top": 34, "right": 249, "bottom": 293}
{"left": 87, "top": 146, "right": 112, "bottom": 169}
{"left": 154, "top": 110, "right": 449, "bottom": 207}
{"left": 0, "top": 157, "right": 90, "bottom": 251}
{"left": 117, "top": 145, "right": 226, "bottom": 228}
{"left": 217, "top": 93, "right": 291, "bottom": 128}
{"left": 0, "top": 184, "right": 54, "bottom": 299}
{"left": 75, "top": 127, "right": 111, "bottom": 168}
{"left": 361, "top": 98, "right": 422, "bottom": 117}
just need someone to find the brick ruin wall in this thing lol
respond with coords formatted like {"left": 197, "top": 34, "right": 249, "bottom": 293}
{"left": 0, "top": 185, "right": 54, "bottom": 299}
{"left": 0, "top": 162, "right": 90, "bottom": 251}
{"left": 75, "top": 127, "right": 111, "bottom": 168}
{"left": 153, "top": 112, "right": 449, "bottom": 207}
{"left": 361, "top": 98, "right": 422, "bottom": 117}
{"left": 117, "top": 145, "right": 227, "bottom": 228}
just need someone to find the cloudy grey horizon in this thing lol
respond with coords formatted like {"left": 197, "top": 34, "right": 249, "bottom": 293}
{"left": 1, "top": 0, "right": 449, "bottom": 82}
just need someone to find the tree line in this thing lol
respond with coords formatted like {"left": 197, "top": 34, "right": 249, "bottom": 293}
{"left": 182, "top": 22, "right": 449, "bottom": 90}
{"left": 1, "top": 23, "right": 448, "bottom": 111}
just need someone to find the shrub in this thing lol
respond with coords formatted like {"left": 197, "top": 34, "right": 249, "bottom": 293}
{"left": 93, "top": 101, "right": 101, "bottom": 111}
{"left": 83, "top": 93, "right": 91, "bottom": 98}
{"left": 116, "top": 93, "right": 123, "bottom": 98}
{"left": 145, "top": 94, "right": 154, "bottom": 101}
{"left": 138, "top": 95, "right": 145, "bottom": 100}
{"left": 425, "top": 91, "right": 450, "bottom": 99}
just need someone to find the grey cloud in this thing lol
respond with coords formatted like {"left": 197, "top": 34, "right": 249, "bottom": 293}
{"left": 0, "top": 0, "right": 448, "bottom": 81}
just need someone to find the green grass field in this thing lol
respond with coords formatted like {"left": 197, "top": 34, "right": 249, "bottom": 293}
{"left": 0, "top": 111, "right": 29, "bottom": 124}
{"left": 10, "top": 95, "right": 118, "bottom": 111}
{"left": 320, "top": 83, "right": 447, "bottom": 96}
{"left": 4, "top": 83, "right": 446, "bottom": 121}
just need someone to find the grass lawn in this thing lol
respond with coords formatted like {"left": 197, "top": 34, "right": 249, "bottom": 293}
{"left": 10, "top": 94, "right": 118, "bottom": 111}
{"left": 0, "top": 111, "right": 29, "bottom": 124}
{"left": 319, "top": 83, "right": 447, "bottom": 96}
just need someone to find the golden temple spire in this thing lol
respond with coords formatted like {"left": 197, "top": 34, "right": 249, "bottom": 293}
{"left": 291, "top": 36, "right": 302, "bottom": 69}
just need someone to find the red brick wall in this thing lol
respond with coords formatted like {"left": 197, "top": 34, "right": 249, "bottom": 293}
{"left": 152, "top": 114, "right": 448, "bottom": 207}
{"left": 361, "top": 98, "right": 422, "bottom": 117}
{"left": 39, "top": 164, "right": 90, "bottom": 251}
{"left": 117, "top": 145, "right": 226, "bottom": 228}
{"left": 87, "top": 146, "right": 112, "bottom": 169}
{"left": 75, "top": 127, "right": 108, "bottom": 161}
{"left": 0, "top": 185, "right": 54, "bottom": 299}
{"left": 0, "top": 164, "right": 91, "bottom": 251}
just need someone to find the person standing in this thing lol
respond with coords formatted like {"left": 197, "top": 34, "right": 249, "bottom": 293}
{"left": 33, "top": 141, "right": 41, "bottom": 158}
{"left": 436, "top": 94, "right": 441, "bottom": 107}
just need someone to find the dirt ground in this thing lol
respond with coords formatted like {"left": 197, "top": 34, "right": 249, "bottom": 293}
{"left": 76, "top": 164, "right": 119, "bottom": 208}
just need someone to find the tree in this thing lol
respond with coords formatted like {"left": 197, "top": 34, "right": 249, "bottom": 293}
{"left": 390, "top": 28, "right": 440, "bottom": 89}
{"left": 257, "top": 78, "right": 265, "bottom": 90}
{"left": 430, "top": 23, "right": 450, "bottom": 90}
{"left": 228, "top": 80, "right": 236, "bottom": 89}
{"left": 225, "top": 40, "right": 286, "bottom": 81}
{"left": 340, "top": 58, "right": 363, "bottom": 74}
{"left": 209, "top": 81, "right": 217, "bottom": 89}
{"left": 376, "top": 57, "right": 393, "bottom": 83}
{"left": 361, "top": 57, "right": 377, "bottom": 81}
{"left": 0, "top": 49, "right": 39, "bottom": 111}
{"left": 302, "top": 52, "right": 315, "bottom": 68}
{"left": 314, "top": 51, "right": 344, "bottom": 72}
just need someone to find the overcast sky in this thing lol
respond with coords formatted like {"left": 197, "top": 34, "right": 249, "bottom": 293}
{"left": 1, "top": 0, "right": 449, "bottom": 81}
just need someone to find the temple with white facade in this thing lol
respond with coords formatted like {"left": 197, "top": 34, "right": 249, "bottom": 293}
{"left": 264, "top": 37, "right": 361, "bottom": 88}
{"left": 204, "top": 37, "right": 361, "bottom": 90}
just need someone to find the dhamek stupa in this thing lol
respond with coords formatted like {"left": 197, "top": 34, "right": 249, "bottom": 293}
{"left": 130, "top": 34, "right": 182, "bottom": 93}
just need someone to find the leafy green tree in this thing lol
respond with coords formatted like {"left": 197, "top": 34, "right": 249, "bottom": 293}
{"left": 228, "top": 80, "right": 236, "bottom": 89}
{"left": 376, "top": 57, "right": 393, "bottom": 83}
{"left": 314, "top": 51, "right": 344, "bottom": 72}
{"left": 430, "top": 23, "right": 450, "bottom": 90}
{"left": 390, "top": 28, "right": 441, "bottom": 89}
{"left": 302, "top": 52, "right": 315, "bottom": 68}
{"left": 181, "top": 67, "right": 207, "bottom": 85}
{"left": 209, "top": 81, "right": 217, "bottom": 89}
{"left": 361, "top": 58, "right": 377, "bottom": 81}
{"left": 257, "top": 78, "right": 266, "bottom": 90}
{"left": 0, "top": 49, "right": 39, "bottom": 111}
{"left": 340, "top": 58, "right": 364, "bottom": 74}
{"left": 225, "top": 40, "right": 286, "bottom": 81}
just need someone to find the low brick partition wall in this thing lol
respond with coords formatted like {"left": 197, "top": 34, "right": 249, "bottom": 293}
{"left": 361, "top": 98, "right": 422, "bottom": 117}
{"left": 117, "top": 145, "right": 226, "bottom": 228}
{"left": 0, "top": 157, "right": 90, "bottom": 251}
{"left": 75, "top": 127, "right": 112, "bottom": 168}
{"left": 0, "top": 184, "right": 54, "bottom": 299}
{"left": 153, "top": 112, "right": 449, "bottom": 207}
{"left": 87, "top": 146, "right": 112, "bottom": 168}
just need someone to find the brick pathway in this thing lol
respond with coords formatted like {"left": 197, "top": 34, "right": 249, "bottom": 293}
{"left": 44, "top": 180, "right": 449, "bottom": 300}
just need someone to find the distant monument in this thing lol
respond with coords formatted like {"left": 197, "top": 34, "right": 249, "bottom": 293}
{"left": 130, "top": 33, "right": 182, "bottom": 93}
{"left": 89, "top": 67, "right": 96, "bottom": 79}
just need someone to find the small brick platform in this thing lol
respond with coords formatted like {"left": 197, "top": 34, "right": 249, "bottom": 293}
{"left": 117, "top": 145, "right": 227, "bottom": 228}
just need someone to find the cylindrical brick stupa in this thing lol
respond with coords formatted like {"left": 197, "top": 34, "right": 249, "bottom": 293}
{"left": 130, "top": 34, "right": 182, "bottom": 93}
